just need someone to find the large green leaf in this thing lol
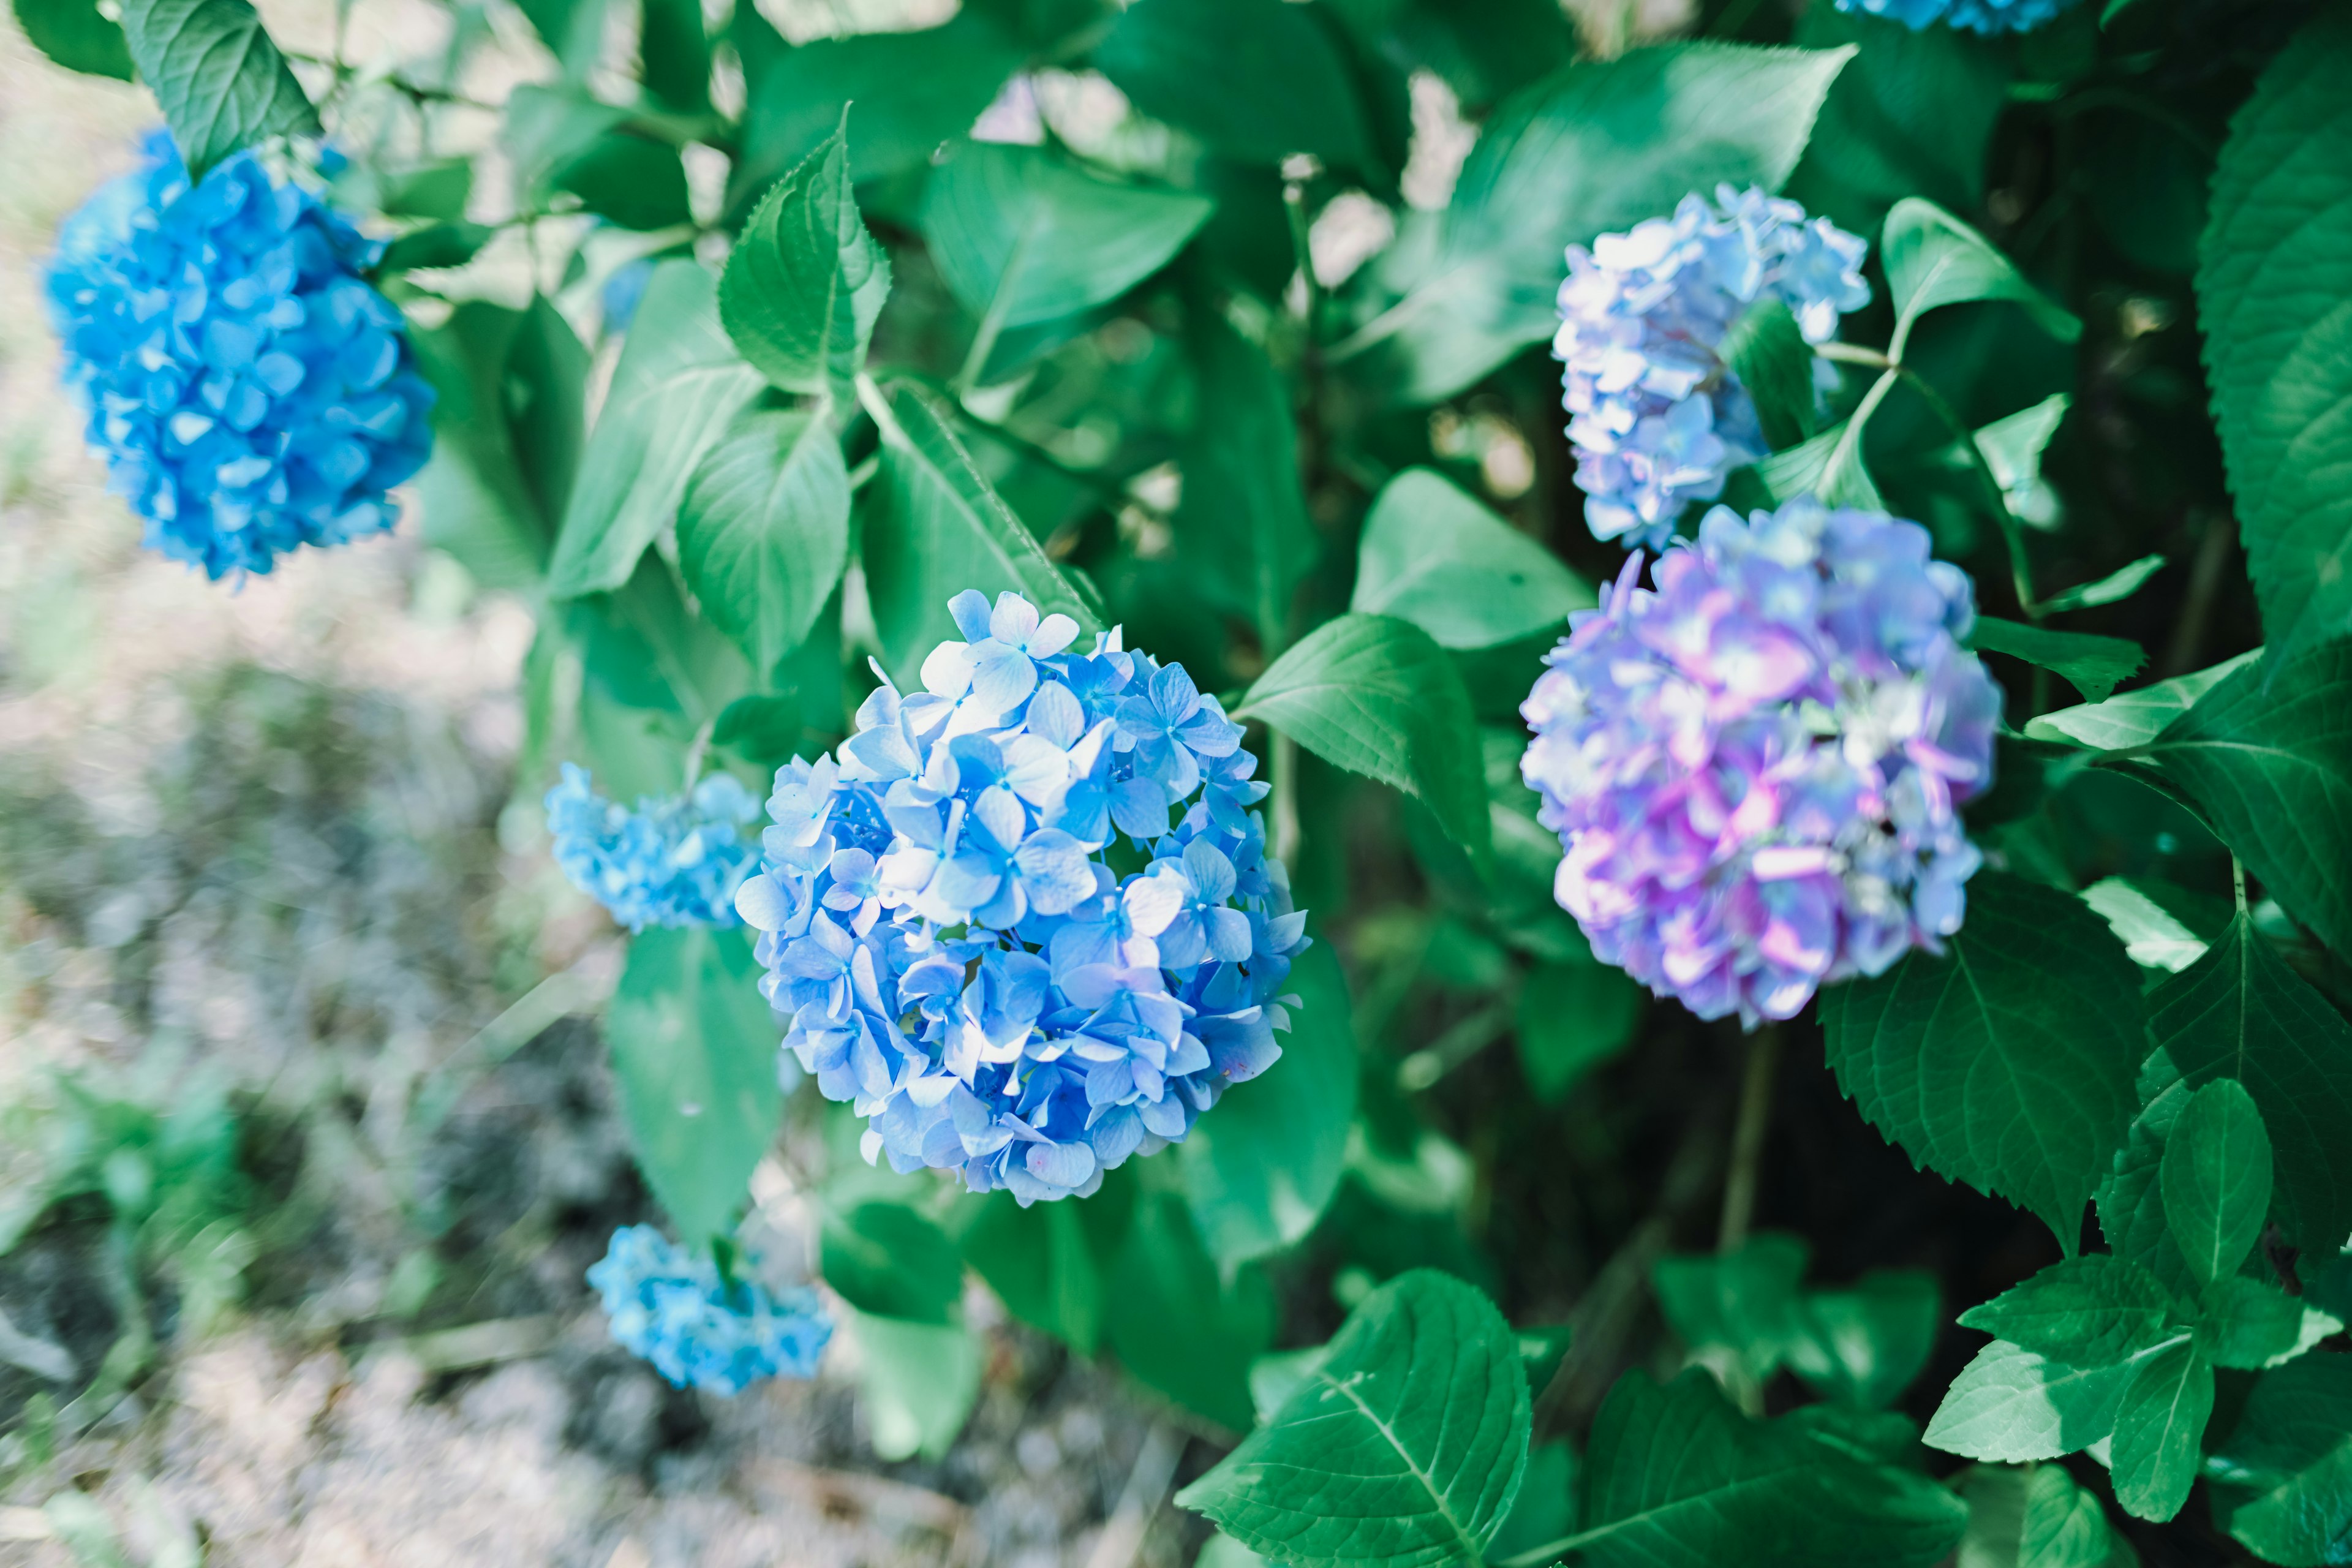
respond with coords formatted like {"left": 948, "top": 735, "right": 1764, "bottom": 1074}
{"left": 603, "top": 927, "right": 782, "bottom": 1247}
{"left": 117, "top": 0, "right": 317, "bottom": 178}
{"left": 2204, "top": 1355, "right": 2352, "bottom": 1567}
{"left": 1956, "top": 1255, "right": 2180, "bottom": 1369}
{"left": 859, "top": 381, "right": 1104, "bottom": 686}
{"left": 2196, "top": 8, "right": 2352, "bottom": 669}
{"left": 1175, "top": 1270, "right": 1530, "bottom": 1568}
{"left": 819, "top": 1200, "right": 964, "bottom": 1325}
{"left": 1104, "top": 1191, "right": 1273, "bottom": 1431}
{"left": 2199, "top": 1275, "right": 2341, "bottom": 1371}
{"left": 1880, "top": 198, "right": 2081, "bottom": 353}
{"left": 13, "top": 0, "right": 134, "bottom": 78}
{"left": 2139, "top": 639, "right": 2352, "bottom": 955}
{"left": 1925, "top": 1336, "right": 2180, "bottom": 1461}
{"left": 2025, "top": 649, "right": 2260, "bottom": 750}
{"left": 677, "top": 410, "right": 851, "bottom": 676}
{"left": 852, "top": 1310, "right": 981, "bottom": 1461}
{"left": 1951, "top": 1462, "right": 2133, "bottom": 1568}
{"left": 920, "top": 142, "right": 1214, "bottom": 337}
{"left": 1234, "top": 612, "right": 1491, "bottom": 862}
{"left": 1346, "top": 42, "right": 1852, "bottom": 404}
{"left": 1351, "top": 468, "right": 1591, "bottom": 650}
{"left": 1180, "top": 941, "right": 1357, "bottom": 1274}
{"left": 1550, "top": 1369, "right": 1967, "bottom": 1568}
{"left": 959, "top": 1187, "right": 1117, "bottom": 1354}
{"left": 1174, "top": 312, "right": 1318, "bottom": 651}
{"left": 2160, "top": 1079, "right": 2273, "bottom": 1288}
{"left": 1967, "top": 618, "right": 2144, "bottom": 704}
{"left": 1819, "top": 870, "right": 2146, "bottom": 1248}
{"left": 720, "top": 119, "right": 891, "bottom": 407}
{"left": 2144, "top": 913, "right": 2352, "bottom": 1251}
{"left": 2109, "top": 1338, "right": 2215, "bottom": 1523}
{"left": 1093, "top": 0, "right": 1374, "bottom": 172}
{"left": 548, "top": 262, "right": 765, "bottom": 598}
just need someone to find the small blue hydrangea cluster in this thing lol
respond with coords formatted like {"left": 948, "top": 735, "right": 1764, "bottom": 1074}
{"left": 1520, "top": 499, "right": 2002, "bottom": 1028}
{"left": 45, "top": 134, "right": 435, "bottom": 579}
{"left": 546, "top": 764, "right": 761, "bottom": 931}
{"left": 735, "top": 590, "right": 1309, "bottom": 1204}
{"left": 1555, "top": 185, "right": 1870, "bottom": 551}
{"left": 589, "top": 1226, "right": 831, "bottom": 1395}
{"left": 1833, "top": 0, "right": 2081, "bottom": 34}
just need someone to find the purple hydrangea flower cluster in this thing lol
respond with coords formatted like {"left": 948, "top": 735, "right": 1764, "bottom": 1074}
{"left": 45, "top": 134, "right": 435, "bottom": 579}
{"left": 1833, "top": 0, "right": 2080, "bottom": 33}
{"left": 546, "top": 764, "right": 761, "bottom": 931}
{"left": 1520, "top": 499, "right": 2002, "bottom": 1027}
{"left": 734, "top": 590, "right": 1309, "bottom": 1204}
{"left": 588, "top": 1226, "right": 831, "bottom": 1395}
{"left": 1555, "top": 186, "right": 1870, "bottom": 551}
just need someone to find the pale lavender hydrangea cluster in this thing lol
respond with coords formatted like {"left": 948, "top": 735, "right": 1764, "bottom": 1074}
{"left": 1556, "top": 186, "right": 1870, "bottom": 551}
{"left": 734, "top": 590, "right": 1308, "bottom": 1204}
{"left": 1520, "top": 499, "right": 2002, "bottom": 1027}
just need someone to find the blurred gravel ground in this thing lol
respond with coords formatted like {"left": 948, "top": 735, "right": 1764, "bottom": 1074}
{"left": 0, "top": 18, "right": 1187, "bottom": 1567}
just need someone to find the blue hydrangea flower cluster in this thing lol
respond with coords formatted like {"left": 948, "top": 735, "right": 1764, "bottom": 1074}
{"left": 588, "top": 1226, "right": 831, "bottom": 1395}
{"left": 1833, "top": 0, "right": 2081, "bottom": 34}
{"left": 734, "top": 590, "right": 1309, "bottom": 1204}
{"left": 1520, "top": 499, "right": 2002, "bottom": 1028}
{"left": 546, "top": 764, "right": 761, "bottom": 930}
{"left": 45, "top": 134, "right": 435, "bottom": 579}
{"left": 1555, "top": 185, "right": 1870, "bottom": 551}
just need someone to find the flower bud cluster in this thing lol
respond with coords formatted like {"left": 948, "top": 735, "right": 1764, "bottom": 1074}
{"left": 546, "top": 764, "right": 761, "bottom": 931}
{"left": 588, "top": 1226, "right": 831, "bottom": 1395}
{"left": 1833, "top": 0, "right": 2080, "bottom": 34}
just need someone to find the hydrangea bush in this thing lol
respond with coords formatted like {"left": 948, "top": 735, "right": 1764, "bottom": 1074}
{"left": 23, "top": 0, "right": 2352, "bottom": 1551}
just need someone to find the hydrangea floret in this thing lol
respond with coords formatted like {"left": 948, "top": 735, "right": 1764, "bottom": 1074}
{"left": 734, "top": 590, "right": 1309, "bottom": 1204}
{"left": 1555, "top": 184, "right": 1870, "bottom": 551}
{"left": 588, "top": 1226, "right": 831, "bottom": 1395}
{"left": 1520, "top": 497, "right": 2002, "bottom": 1027}
{"left": 546, "top": 764, "right": 761, "bottom": 931}
{"left": 45, "top": 134, "right": 435, "bottom": 579}
{"left": 1833, "top": 0, "right": 2081, "bottom": 34}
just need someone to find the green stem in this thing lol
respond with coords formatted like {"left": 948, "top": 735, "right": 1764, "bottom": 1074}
{"left": 1717, "top": 1025, "right": 1780, "bottom": 1252}
{"left": 2234, "top": 858, "right": 2248, "bottom": 918}
{"left": 1396, "top": 1001, "right": 1512, "bottom": 1093}
{"left": 1893, "top": 365, "right": 2038, "bottom": 614}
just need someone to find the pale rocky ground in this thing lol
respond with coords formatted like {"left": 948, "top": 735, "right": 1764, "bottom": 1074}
{"left": 0, "top": 17, "right": 1186, "bottom": 1566}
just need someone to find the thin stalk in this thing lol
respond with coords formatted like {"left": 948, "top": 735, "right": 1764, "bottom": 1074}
{"left": 1893, "top": 365, "right": 2038, "bottom": 614}
{"left": 1396, "top": 1001, "right": 1513, "bottom": 1093}
{"left": 1717, "top": 1025, "right": 1781, "bottom": 1252}
{"left": 953, "top": 227, "right": 1034, "bottom": 398}
{"left": 682, "top": 715, "right": 717, "bottom": 790}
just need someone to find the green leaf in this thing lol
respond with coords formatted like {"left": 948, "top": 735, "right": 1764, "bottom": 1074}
{"left": 1351, "top": 468, "right": 1592, "bottom": 650}
{"left": 1951, "top": 1462, "right": 2133, "bottom": 1568}
{"left": 1966, "top": 617, "right": 2144, "bottom": 704}
{"left": 1180, "top": 941, "right": 1357, "bottom": 1274}
{"left": 1956, "top": 1254, "right": 2180, "bottom": 1368}
{"left": 960, "top": 1186, "right": 1119, "bottom": 1353}
{"left": 1925, "top": 1336, "right": 2176, "bottom": 1461}
{"left": 1350, "top": 42, "right": 1853, "bottom": 404}
{"left": 731, "top": 10, "right": 1022, "bottom": 201}
{"left": 1559, "top": 1369, "right": 1968, "bottom": 1568}
{"left": 711, "top": 692, "right": 800, "bottom": 764}
{"left": 851, "top": 1310, "right": 981, "bottom": 1461}
{"left": 637, "top": 0, "right": 707, "bottom": 111}
{"left": 2204, "top": 1355, "right": 2352, "bottom": 1567}
{"left": 1174, "top": 1269, "right": 1530, "bottom": 1568}
{"left": 603, "top": 927, "right": 782, "bottom": 1246}
{"left": 548, "top": 261, "right": 765, "bottom": 599}
{"left": 677, "top": 410, "right": 851, "bottom": 676}
{"left": 2144, "top": 913, "right": 2352, "bottom": 1253}
{"left": 2160, "top": 1078, "right": 2274, "bottom": 1287}
{"left": 377, "top": 221, "right": 495, "bottom": 273}
{"left": 2198, "top": 1275, "right": 2342, "bottom": 1370}
{"left": 2035, "top": 554, "right": 2168, "bottom": 616}
{"left": 2024, "top": 649, "right": 2259, "bottom": 750}
{"left": 1104, "top": 1191, "right": 1273, "bottom": 1431}
{"left": 1787, "top": 1271, "right": 1942, "bottom": 1411}
{"left": 1784, "top": 7, "right": 2009, "bottom": 239}
{"left": 921, "top": 142, "right": 1213, "bottom": 339}
{"left": 1819, "top": 870, "right": 2146, "bottom": 1250}
{"left": 1175, "top": 312, "right": 1319, "bottom": 651}
{"left": 2139, "top": 639, "right": 2352, "bottom": 956}
{"left": 819, "top": 1200, "right": 963, "bottom": 1325}
{"left": 720, "top": 117, "right": 891, "bottom": 407}
{"left": 1721, "top": 297, "right": 1821, "bottom": 451}
{"left": 1235, "top": 612, "right": 1491, "bottom": 863}
{"left": 1093, "top": 0, "right": 1374, "bottom": 172}
{"left": 2098, "top": 1076, "right": 2196, "bottom": 1297}
{"left": 1488, "top": 1439, "right": 1578, "bottom": 1568}
{"left": 551, "top": 130, "right": 691, "bottom": 230}
{"left": 1514, "top": 960, "right": 1643, "bottom": 1104}
{"left": 13, "top": 0, "right": 134, "bottom": 79}
{"left": 2109, "top": 1338, "right": 2214, "bottom": 1522}
{"left": 1967, "top": 393, "right": 2070, "bottom": 527}
{"left": 2196, "top": 8, "right": 2352, "bottom": 669}
{"left": 2081, "top": 877, "right": 2209, "bottom": 973}
{"left": 1653, "top": 1232, "right": 1811, "bottom": 1380}
{"left": 859, "top": 380, "right": 1104, "bottom": 687}
{"left": 1880, "top": 198, "right": 2081, "bottom": 353}
{"left": 1756, "top": 418, "right": 1886, "bottom": 511}
{"left": 117, "top": 0, "right": 317, "bottom": 179}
